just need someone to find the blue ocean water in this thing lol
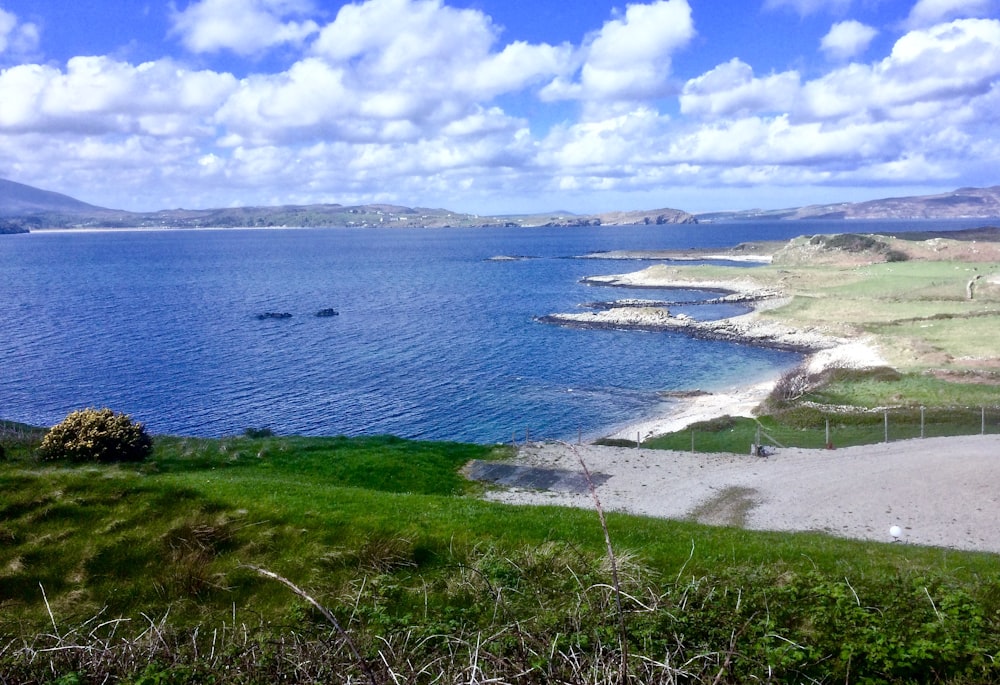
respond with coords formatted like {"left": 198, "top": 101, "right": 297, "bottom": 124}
{"left": 0, "top": 219, "right": 985, "bottom": 442}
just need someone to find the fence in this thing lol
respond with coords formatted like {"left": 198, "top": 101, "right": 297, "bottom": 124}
{"left": 585, "top": 406, "right": 1000, "bottom": 453}
{"left": 752, "top": 406, "right": 1000, "bottom": 451}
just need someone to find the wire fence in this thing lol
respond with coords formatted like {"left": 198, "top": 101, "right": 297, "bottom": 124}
{"left": 753, "top": 406, "right": 1000, "bottom": 451}
{"left": 585, "top": 406, "right": 1000, "bottom": 453}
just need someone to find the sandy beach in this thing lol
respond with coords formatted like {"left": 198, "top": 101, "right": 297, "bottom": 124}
{"left": 473, "top": 337, "right": 1000, "bottom": 555}
{"left": 483, "top": 254, "right": 1000, "bottom": 555}
{"left": 476, "top": 435, "right": 1000, "bottom": 554}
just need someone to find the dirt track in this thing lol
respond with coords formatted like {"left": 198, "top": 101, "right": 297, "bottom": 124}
{"left": 477, "top": 435, "right": 1000, "bottom": 554}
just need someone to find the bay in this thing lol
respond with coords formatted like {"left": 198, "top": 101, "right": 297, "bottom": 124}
{"left": 0, "top": 219, "right": 985, "bottom": 443}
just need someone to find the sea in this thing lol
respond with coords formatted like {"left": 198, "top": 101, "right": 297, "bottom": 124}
{"left": 0, "top": 218, "right": 987, "bottom": 443}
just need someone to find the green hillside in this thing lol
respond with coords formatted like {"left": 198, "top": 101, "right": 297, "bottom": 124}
{"left": 1, "top": 426, "right": 998, "bottom": 683}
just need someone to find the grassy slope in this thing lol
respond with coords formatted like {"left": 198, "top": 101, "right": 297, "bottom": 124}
{"left": 610, "top": 235, "right": 1000, "bottom": 452}
{"left": 5, "top": 235, "right": 1000, "bottom": 681}
{"left": 3, "top": 433, "right": 1000, "bottom": 682}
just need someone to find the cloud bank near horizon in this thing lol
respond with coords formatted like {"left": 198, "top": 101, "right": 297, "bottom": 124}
{"left": 0, "top": 0, "right": 998, "bottom": 214}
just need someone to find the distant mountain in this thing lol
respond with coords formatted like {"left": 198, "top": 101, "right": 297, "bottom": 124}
{"left": 698, "top": 186, "right": 1000, "bottom": 222}
{"left": 0, "top": 178, "right": 108, "bottom": 216}
{"left": 5, "top": 177, "right": 1000, "bottom": 232}
{"left": 0, "top": 178, "right": 697, "bottom": 229}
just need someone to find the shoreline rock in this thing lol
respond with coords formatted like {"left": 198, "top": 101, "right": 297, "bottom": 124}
{"left": 538, "top": 307, "right": 839, "bottom": 353}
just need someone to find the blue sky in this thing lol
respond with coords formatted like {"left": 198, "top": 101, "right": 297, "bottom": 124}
{"left": 0, "top": 0, "right": 998, "bottom": 214}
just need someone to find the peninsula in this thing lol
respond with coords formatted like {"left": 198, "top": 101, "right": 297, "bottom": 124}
{"left": 480, "top": 227, "right": 1000, "bottom": 554}
{"left": 542, "top": 227, "right": 1000, "bottom": 384}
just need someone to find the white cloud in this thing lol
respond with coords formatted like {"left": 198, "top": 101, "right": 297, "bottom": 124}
{"left": 211, "top": 0, "right": 572, "bottom": 146}
{"left": 540, "top": 0, "right": 695, "bottom": 103}
{"left": 677, "top": 18, "right": 1000, "bottom": 125}
{"left": 3, "top": 0, "right": 1000, "bottom": 212}
{"left": 0, "top": 6, "right": 40, "bottom": 58}
{"left": 312, "top": 0, "right": 571, "bottom": 100}
{"left": 801, "top": 19, "right": 1000, "bottom": 121}
{"left": 171, "top": 0, "right": 320, "bottom": 55}
{"left": 679, "top": 59, "right": 801, "bottom": 118}
{"left": 0, "top": 56, "right": 236, "bottom": 135}
{"left": 820, "top": 20, "right": 878, "bottom": 60}
{"left": 539, "top": 108, "right": 667, "bottom": 169}
{"left": 638, "top": 16, "right": 1000, "bottom": 194}
{"left": 904, "top": 0, "right": 994, "bottom": 29}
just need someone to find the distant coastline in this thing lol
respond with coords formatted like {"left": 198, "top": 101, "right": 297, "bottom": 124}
{"left": 539, "top": 228, "right": 1000, "bottom": 442}
{"left": 4, "top": 177, "right": 1000, "bottom": 232}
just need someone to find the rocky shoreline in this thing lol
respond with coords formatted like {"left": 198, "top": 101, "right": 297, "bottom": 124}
{"left": 538, "top": 304, "right": 841, "bottom": 352}
{"left": 538, "top": 257, "right": 888, "bottom": 441}
{"left": 538, "top": 265, "right": 842, "bottom": 353}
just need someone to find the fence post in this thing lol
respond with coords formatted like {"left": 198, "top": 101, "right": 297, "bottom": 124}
{"left": 825, "top": 418, "right": 831, "bottom": 449}
{"left": 690, "top": 430, "right": 695, "bottom": 454}
{"left": 884, "top": 410, "right": 889, "bottom": 443}
{"left": 920, "top": 406, "right": 925, "bottom": 439}
{"left": 636, "top": 432, "right": 640, "bottom": 449}
{"left": 983, "top": 407, "right": 986, "bottom": 436}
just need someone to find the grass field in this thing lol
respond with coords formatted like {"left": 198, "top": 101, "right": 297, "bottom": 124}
{"left": 633, "top": 235, "right": 1000, "bottom": 375}
{"left": 2, "top": 426, "right": 1000, "bottom": 683}
{"left": 4, "top": 233, "right": 1000, "bottom": 683}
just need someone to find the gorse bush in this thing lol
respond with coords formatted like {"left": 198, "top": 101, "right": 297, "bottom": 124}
{"left": 39, "top": 408, "right": 153, "bottom": 463}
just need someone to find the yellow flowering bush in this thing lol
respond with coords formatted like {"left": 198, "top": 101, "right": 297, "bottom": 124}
{"left": 39, "top": 408, "right": 153, "bottom": 463}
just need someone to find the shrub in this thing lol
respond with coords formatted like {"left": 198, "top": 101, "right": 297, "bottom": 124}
{"left": 39, "top": 408, "right": 153, "bottom": 463}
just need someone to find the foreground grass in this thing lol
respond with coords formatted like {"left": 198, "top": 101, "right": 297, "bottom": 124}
{"left": 2, "top": 429, "right": 1000, "bottom": 683}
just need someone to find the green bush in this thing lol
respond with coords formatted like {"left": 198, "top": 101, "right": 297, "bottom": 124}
{"left": 39, "top": 408, "right": 153, "bottom": 463}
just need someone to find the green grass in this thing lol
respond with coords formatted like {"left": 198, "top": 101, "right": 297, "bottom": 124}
{"left": 3, "top": 431, "right": 1000, "bottom": 682}
{"left": 633, "top": 371, "right": 1000, "bottom": 453}
{"left": 806, "top": 371, "right": 1000, "bottom": 408}
{"left": 645, "top": 258, "right": 1000, "bottom": 372}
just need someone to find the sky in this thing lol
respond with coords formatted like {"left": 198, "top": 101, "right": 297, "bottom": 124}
{"left": 0, "top": 0, "right": 998, "bottom": 215}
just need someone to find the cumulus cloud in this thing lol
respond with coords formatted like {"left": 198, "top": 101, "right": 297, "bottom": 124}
{"left": 540, "top": 0, "right": 695, "bottom": 103}
{"left": 0, "top": 56, "right": 237, "bottom": 135}
{"left": 312, "top": 0, "right": 571, "bottom": 100}
{"left": 170, "top": 0, "right": 320, "bottom": 55}
{"left": 3, "top": 0, "right": 1000, "bottom": 211}
{"left": 0, "top": 6, "right": 40, "bottom": 58}
{"left": 643, "top": 16, "right": 1000, "bottom": 196}
{"left": 904, "top": 0, "right": 995, "bottom": 29}
{"left": 680, "top": 59, "right": 800, "bottom": 118}
{"left": 212, "top": 0, "right": 572, "bottom": 145}
{"left": 820, "top": 20, "right": 878, "bottom": 60}
{"left": 802, "top": 19, "right": 1000, "bottom": 121}
{"left": 677, "top": 18, "right": 1000, "bottom": 125}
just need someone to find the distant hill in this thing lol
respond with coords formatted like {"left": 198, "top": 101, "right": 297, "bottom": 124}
{"left": 0, "top": 178, "right": 697, "bottom": 230}
{"left": 0, "top": 178, "right": 108, "bottom": 217}
{"left": 698, "top": 186, "right": 1000, "bottom": 222}
{"left": 4, "top": 177, "right": 1000, "bottom": 231}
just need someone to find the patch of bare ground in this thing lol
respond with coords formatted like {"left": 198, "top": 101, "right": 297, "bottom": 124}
{"left": 687, "top": 486, "right": 758, "bottom": 527}
{"left": 929, "top": 367, "right": 1000, "bottom": 384}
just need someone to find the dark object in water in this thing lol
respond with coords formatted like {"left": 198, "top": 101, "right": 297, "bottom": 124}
{"left": 257, "top": 312, "right": 292, "bottom": 320}
{"left": 316, "top": 308, "right": 340, "bottom": 317}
